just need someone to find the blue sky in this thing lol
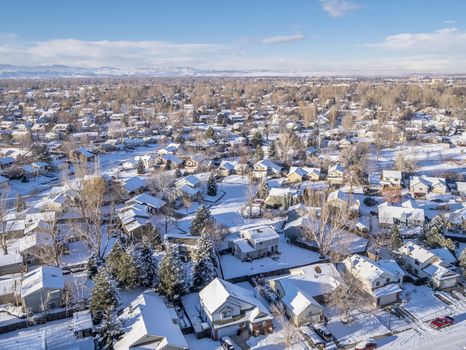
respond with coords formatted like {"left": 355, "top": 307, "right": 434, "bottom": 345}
{"left": 1, "top": 0, "right": 465, "bottom": 73}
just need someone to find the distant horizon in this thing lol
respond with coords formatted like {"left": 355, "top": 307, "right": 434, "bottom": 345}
{"left": 1, "top": 0, "right": 466, "bottom": 74}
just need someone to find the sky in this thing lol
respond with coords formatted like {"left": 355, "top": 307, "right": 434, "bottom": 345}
{"left": 1, "top": 0, "right": 466, "bottom": 74}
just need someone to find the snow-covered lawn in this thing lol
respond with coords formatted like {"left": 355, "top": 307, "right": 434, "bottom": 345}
{"left": 220, "top": 235, "right": 323, "bottom": 280}
{"left": 401, "top": 284, "right": 450, "bottom": 321}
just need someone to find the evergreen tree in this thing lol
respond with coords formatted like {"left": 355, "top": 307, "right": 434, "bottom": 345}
{"left": 95, "top": 307, "right": 123, "bottom": 350}
{"left": 192, "top": 231, "right": 217, "bottom": 288}
{"left": 90, "top": 271, "right": 118, "bottom": 316}
{"left": 190, "top": 205, "right": 214, "bottom": 236}
{"left": 207, "top": 173, "right": 218, "bottom": 196}
{"left": 130, "top": 243, "right": 158, "bottom": 288}
{"left": 257, "top": 180, "right": 269, "bottom": 200}
{"left": 106, "top": 242, "right": 140, "bottom": 289}
{"left": 205, "top": 127, "right": 215, "bottom": 139}
{"left": 136, "top": 159, "right": 145, "bottom": 174}
{"left": 30, "top": 144, "right": 51, "bottom": 163}
{"left": 390, "top": 225, "right": 403, "bottom": 250}
{"left": 255, "top": 145, "right": 264, "bottom": 161}
{"left": 424, "top": 225, "right": 456, "bottom": 252}
{"left": 268, "top": 140, "right": 277, "bottom": 159}
{"left": 86, "top": 253, "right": 103, "bottom": 279}
{"left": 158, "top": 245, "right": 188, "bottom": 301}
{"left": 459, "top": 249, "right": 466, "bottom": 277}
{"left": 251, "top": 132, "right": 263, "bottom": 147}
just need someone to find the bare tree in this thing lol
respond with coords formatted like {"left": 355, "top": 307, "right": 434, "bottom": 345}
{"left": 30, "top": 219, "right": 65, "bottom": 267}
{"left": 271, "top": 304, "right": 297, "bottom": 349}
{"left": 0, "top": 190, "right": 18, "bottom": 255}
{"left": 149, "top": 168, "right": 175, "bottom": 202}
{"left": 304, "top": 199, "right": 350, "bottom": 258}
{"left": 325, "top": 271, "right": 372, "bottom": 323}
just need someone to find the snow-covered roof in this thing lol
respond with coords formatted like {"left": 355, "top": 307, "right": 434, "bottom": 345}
{"left": 399, "top": 242, "right": 435, "bottom": 264}
{"left": 240, "top": 226, "right": 279, "bottom": 244}
{"left": 200, "top": 278, "right": 270, "bottom": 316}
{"left": 382, "top": 170, "right": 402, "bottom": 179}
{"left": 129, "top": 192, "right": 166, "bottom": 210}
{"left": 21, "top": 266, "right": 64, "bottom": 298}
{"left": 123, "top": 176, "right": 147, "bottom": 193}
{"left": 115, "top": 292, "right": 188, "bottom": 350}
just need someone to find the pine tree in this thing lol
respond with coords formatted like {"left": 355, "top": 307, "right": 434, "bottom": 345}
{"left": 257, "top": 180, "right": 269, "bottom": 200}
{"left": 131, "top": 243, "right": 158, "bottom": 288}
{"left": 90, "top": 271, "right": 118, "bottom": 316}
{"left": 106, "top": 242, "right": 140, "bottom": 289}
{"left": 136, "top": 159, "right": 145, "bottom": 174}
{"left": 95, "top": 307, "right": 123, "bottom": 350}
{"left": 255, "top": 145, "right": 264, "bottom": 161}
{"left": 205, "top": 127, "right": 215, "bottom": 139}
{"left": 190, "top": 205, "right": 214, "bottom": 236}
{"left": 207, "top": 173, "right": 218, "bottom": 196}
{"left": 424, "top": 225, "right": 456, "bottom": 251}
{"left": 192, "top": 231, "right": 217, "bottom": 288}
{"left": 268, "top": 140, "right": 277, "bottom": 159}
{"left": 86, "top": 253, "right": 103, "bottom": 279}
{"left": 390, "top": 225, "right": 403, "bottom": 250}
{"left": 158, "top": 245, "right": 188, "bottom": 301}
{"left": 251, "top": 132, "right": 263, "bottom": 147}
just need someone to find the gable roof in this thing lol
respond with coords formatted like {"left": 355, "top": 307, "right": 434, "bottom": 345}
{"left": 21, "top": 266, "right": 64, "bottom": 298}
{"left": 115, "top": 292, "right": 188, "bottom": 350}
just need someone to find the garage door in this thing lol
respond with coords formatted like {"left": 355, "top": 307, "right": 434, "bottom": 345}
{"left": 215, "top": 324, "right": 241, "bottom": 339}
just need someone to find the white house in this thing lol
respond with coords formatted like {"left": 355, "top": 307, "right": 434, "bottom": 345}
{"left": 253, "top": 159, "right": 283, "bottom": 180}
{"left": 381, "top": 170, "right": 402, "bottom": 188}
{"left": 398, "top": 242, "right": 460, "bottom": 289}
{"left": 378, "top": 202, "right": 425, "bottom": 227}
{"left": 230, "top": 226, "right": 279, "bottom": 262}
{"left": 199, "top": 278, "right": 273, "bottom": 339}
{"left": 409, "top": 176, "right": 448, "bottom": 197}
{"left": 344, "top": 255, "right": 403, "bottom": 306}
{"left": 327, "top": 164, "right": 344, "bottom": 185}
{"left": 115, "top": 292, "right": 188, "bottom": 350}
{"left": 268, "top": 263, "right": 342, "bottom": 326}
{"left": 21, "top": 266, "right": 64, "bottom": 313}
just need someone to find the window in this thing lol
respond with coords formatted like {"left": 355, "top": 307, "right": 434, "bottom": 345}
{"left": 386, "top": 278, "right": 390, "bottom": 283}
{"left": 414, "top": 260, "right": 420, "bottom": 266}
{"left": 222, "top": 310, "right": 232, "bottom": 319}
{"left": 376, "top": 281, "right": 380, "bottom": 287}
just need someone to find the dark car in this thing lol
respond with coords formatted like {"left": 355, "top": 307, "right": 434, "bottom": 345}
{"left": 221, "top": 336, "right": 236, "bottom": 350}
{"left": 355, "top": 338, "right": 377, "bottom": 350}
{"left": 430, "top": 316, "right": 454, "bottom": 329}
{"left": 314, "top": 323, "right": 333, "bottom": 342}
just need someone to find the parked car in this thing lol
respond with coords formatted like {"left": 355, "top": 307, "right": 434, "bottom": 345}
{"left": 430, "top": 316, "right": 454, "bottom": 329}
{"left": 355, "top": 338, "right": 377, "bottom": 350}
{"left": 300, "top": 325, "right": 325, "bottom": 349}
{"left": 221, "top": 336, "right": 236, "bottom": 350}
{"left": 314, "top": 323, "right": 333, "bottom": 342}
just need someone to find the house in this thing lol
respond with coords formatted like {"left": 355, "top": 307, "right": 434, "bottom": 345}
{"left": 19, "top": 233, "right": 53, "bottom": 266}
{"left": 127, "top": 192, "right": 166, "bottom": 214}
{"left": 218, "top": 160, "right": 237, "bottom": 177}
{"left": 230, "top": 226, "right": 279, "bottom": 262}
{"left": 367, "top": 173, "right": 382, "bottom": 192}
{"left": 287, "top": 167, "right": 321, "bottom": 183}
{"left": 175, "top": 175, "right": 201, "bottom": 200}
{"left": 381, "top": 170, "right": 402, "bottom": 188}
{"left": 327, "top": 164, "right": 344, "bottom": 185}
{"left": 158, "top": 143, "right": 181, "bottom": 155}
{"left": 21, "top": 266, "right": 64, "bottom": 313}
{"left": 268, "top": 263, "right": 342, "bottom": 326}
{"left": 115, "top": 292, "right": 188, "bottom": 350}
{"left": 287, "top": 203, "right": 309, "bottom": 222}
{"left": 135, "top": 154, "right": 156, "bottom": 169}
{"left": 72, "top": 147, "right": 95, "bottom": 161}
{"left": 0, "top": 277, "right": 21, "bottom": 305}
{"left": 0, "top": 253, "right": 24, "bottom": 275}
{"left": 199, "top": 278, "right": 273, "bottom": 339}
{"left": 283, "top": 215, "right": 312, "bottom": 240}
{"left": 264, "top": 187, "right": 299, "bottom": 209}
{"left": 253, "top": 159, "right": 283, "bottom": 180}
{"left": 398, "top": 242, "right": 460, "bottom": 289}
{"left": 409, "top": 176, "right": 448, "bottom": 197}
{"left": 123, "top": 176, "right": 148, "bottom": 195}
{"left": 184, "top": 155, "right": 205, "bottom": 174}
{"left": 378, "top": 202, "right": 425, "bottom": 227}
{"left": 326, "top": 189, "right": 360, "bottom": 215}
{"left": 455, "top": 181, "right": 466, "bottom": 197}
{"left": 343, "top": 255, "right": 403, "bottom": 306}
{"left": 156, "top": 154, "right": 184, "bottom": 170}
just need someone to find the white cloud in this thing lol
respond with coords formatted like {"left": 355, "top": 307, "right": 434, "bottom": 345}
{"left": 261, "top": 33, "right": 306, "bottom": 44}
{"left": 364, "top": 27, "right": 466, "bottom": 53}
{"left": 319, "top": 0, "right": 361, "bottom": 17}
{"left": 443, "top": 20, "right": 456, "bottom": 24}
{"left": 0, "top": 37, "right": 230, "bottom": 68}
